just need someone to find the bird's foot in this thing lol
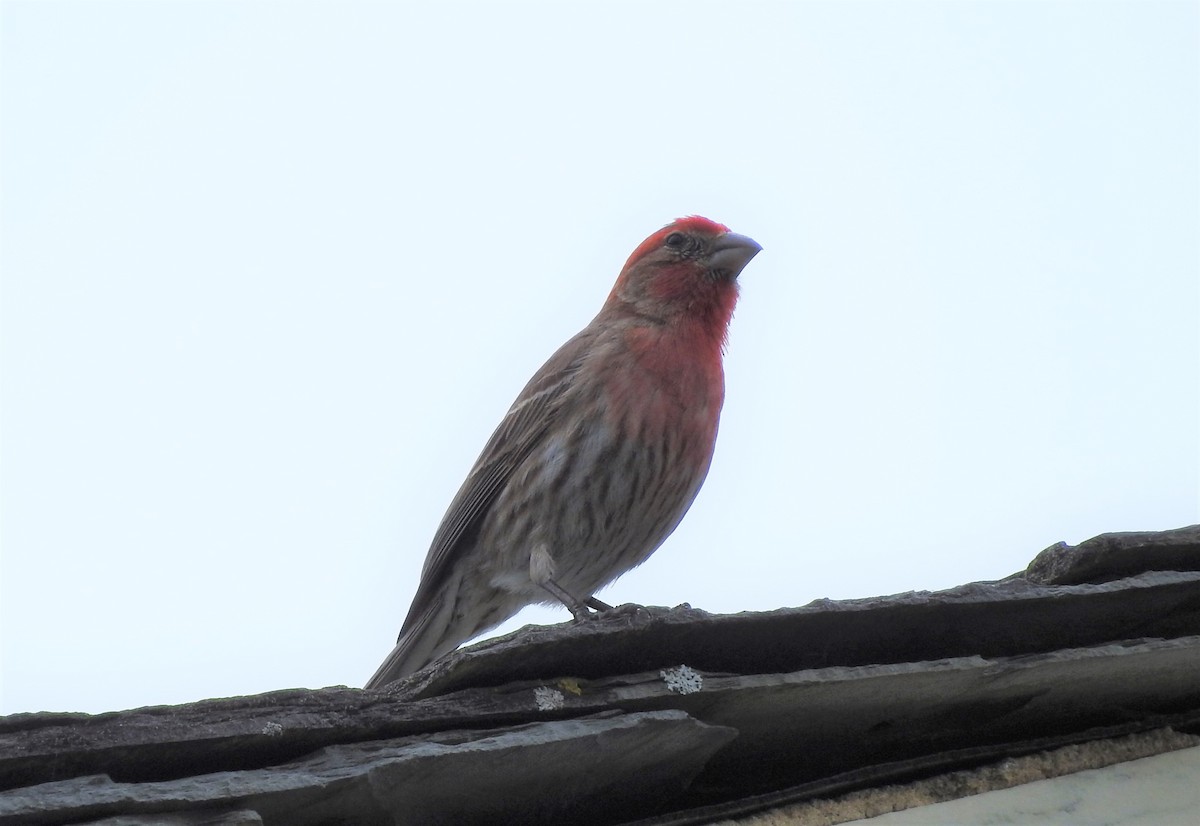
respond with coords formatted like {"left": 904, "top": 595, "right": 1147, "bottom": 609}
{"left": 567, "top": 601, "right": 597, "bottom": 622}
{"left": 577, "top": 599, "right": 647, "bottom": 621}
{"left": 604, "top": 601, "right": 649, "bottom": 617}
{"left": 567, "top": 596, "right": 635, "bottom": 622}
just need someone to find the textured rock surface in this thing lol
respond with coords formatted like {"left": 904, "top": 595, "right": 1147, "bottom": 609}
{"left": 723, "top": 730, "right": 1200, "bottom": 826}
{"left": 391, "top": 568, "right": 1200, "bottom": 701}
{"left": 83, "top": 813, "right": 263, "bottom": 826}
{"left": 2, "top": 525, "right": 1198, "bottom": 825}
{"left": 3, "top": 712, "right": 734, "bottom": 826}
{"left": 1026, "top": 525, "right": 1200, "bottom": 585}
{"left": 856, "top": 740, "right": 1200, "bottom": 826}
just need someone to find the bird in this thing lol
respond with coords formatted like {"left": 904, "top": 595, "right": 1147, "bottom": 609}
{"left": 365, "top": 216, "right": 761, "bottom": 688}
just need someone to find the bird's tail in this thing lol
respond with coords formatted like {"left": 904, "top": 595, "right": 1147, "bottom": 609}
{"left": 364, "top": 595, "right": 460, "bottom": 689}
{"left": 363, "top": 633, "right": 434, "bottom": 689}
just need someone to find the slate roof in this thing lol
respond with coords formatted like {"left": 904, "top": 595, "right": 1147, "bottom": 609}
{"left": 2, "top": 525, "right": 1198, "bottom": 825}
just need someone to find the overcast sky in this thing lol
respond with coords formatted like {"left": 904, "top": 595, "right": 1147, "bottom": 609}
{"left": 2, "top": 1, "right": 1197, "bottom": 715}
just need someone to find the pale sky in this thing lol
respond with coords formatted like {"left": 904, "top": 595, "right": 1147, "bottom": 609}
{"left": 2, "top": 0, "right": 1197, "bottom": 715}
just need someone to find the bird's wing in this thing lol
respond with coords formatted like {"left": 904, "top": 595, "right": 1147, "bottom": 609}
{"left": 396, "top": 326, "right": 597, "bottom": 638}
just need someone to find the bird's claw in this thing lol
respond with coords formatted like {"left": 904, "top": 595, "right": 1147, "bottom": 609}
{"left": 568, "top": 603, "right": 597, "bottom": 622}
{"left": 570, "top": 599, "right": 646, "bottom": 623}
{"left": 606, "top": 601, "right": 649, "bottom": 617}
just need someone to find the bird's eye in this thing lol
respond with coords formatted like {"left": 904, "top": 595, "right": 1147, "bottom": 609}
{"left": 664, "top": 232, "right": 686, "bottom": 249}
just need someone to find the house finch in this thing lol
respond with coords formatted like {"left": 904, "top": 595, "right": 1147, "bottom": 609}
{"left": 365, "top": 216, "right": 761, "bottom": 688}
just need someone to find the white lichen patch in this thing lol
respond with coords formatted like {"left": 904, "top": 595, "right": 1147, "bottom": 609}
{"left": 533, "top": 685, "right": 565, "bottom": 711}
{"left": 661, "top": 665, "right": 703, "bottom": 694}
{"left": 261, "top": 721, "right": 284, "bottom": 737}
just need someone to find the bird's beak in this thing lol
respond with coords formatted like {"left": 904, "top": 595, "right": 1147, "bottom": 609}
{"left": 710, "top": 232, "right": 762, "bottom": 279}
